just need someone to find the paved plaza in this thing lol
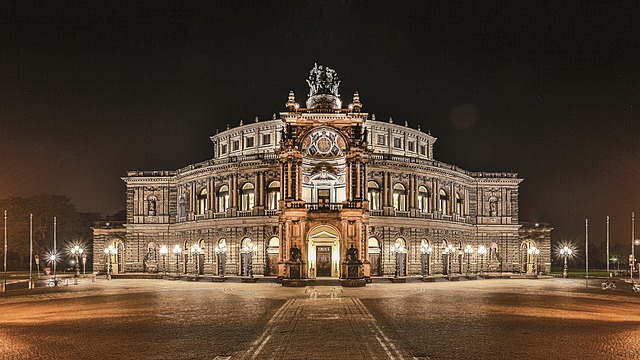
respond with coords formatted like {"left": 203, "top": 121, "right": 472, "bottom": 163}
{"left": 0, "top": 277, "right": 639, "bottom": 359}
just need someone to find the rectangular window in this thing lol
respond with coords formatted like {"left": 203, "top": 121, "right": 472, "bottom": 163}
{"left": 420, "top": 145, "right": 426, "bottom": 156}
{"left": 408, "top": 141, "right": 415, "bottom": 152}
{"left": 262, "top": 134, "right": 271, "bottom": 145}
{"left": 246, "top": 137, "right": 254, "bottom": 148}
{"left": 377, "top": 135, "right": 385, "bottom": 146}
{"left": 221, "top": 144, "right": 227, "bottom": 154}
{"left": 393, "top": 138, "right": 402, "bottom": 149}
{"left": 233, "top": 140, "right": 240, "bottom": 151}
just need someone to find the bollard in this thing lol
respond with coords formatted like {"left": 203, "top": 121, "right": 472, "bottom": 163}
{"left": 92, "top": 275, "right": 96, "bottom": 282}
{"left": 74, "top": 278, "right": 78, "bottom": 285}
{"left": 65, "top": 279, "right": 69, "bottom": 286}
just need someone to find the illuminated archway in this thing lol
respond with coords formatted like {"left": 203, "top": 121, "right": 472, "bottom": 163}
{"left": 307, "top": 225, "right": 341, "bottom": 278}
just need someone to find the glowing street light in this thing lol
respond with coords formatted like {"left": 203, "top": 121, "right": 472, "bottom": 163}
{"left": 559, "top": 246, "right": 573, "bottom": 278}
{"left": 393, "top": 243, "right": 405, "bottom": 278}
{"left": 528, "top": 246, "right": 540, "bottom": 275}
{"left": 173, "top": 245, "right": 181, "bottom": 277}
{"left": 478, "top": 245, "right": 487, "bottom": 276}
{"left": 191, "top": 243, "right": 204, "bottom": 277}
{"left": 420, "top": 243, "right": 433, "bottom": 277}
{"left": 70, "top": 245, "right": 84, "bottom": 277}
{"left": 243, "top": 241, "right": 258, "bottom": 278}
{"left": 463, "top": 245, "right": 473, "bottom": 276}
{"left": 159, "top": 245, "right": 168, "bottom": 276}
{"left": 104, "top": 245, "right": 116, "bottom": 280}
{"left": 443, "top": 244, "right": 455, "bottom": 276}
{"left": 214, "top": 243, "right": 227, "bottom": 277}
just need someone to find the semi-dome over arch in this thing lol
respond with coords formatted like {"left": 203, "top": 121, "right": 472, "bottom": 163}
{"left": 300, "top": 127, "right": 348, "bottom": 158}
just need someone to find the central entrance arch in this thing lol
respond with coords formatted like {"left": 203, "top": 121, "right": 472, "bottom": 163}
{"left": 307, "top": 225, "right": 341, "bottom": 278}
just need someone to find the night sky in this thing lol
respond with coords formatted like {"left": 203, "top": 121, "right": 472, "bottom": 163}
{"left": 1, "top": 1, "right": 638, "bottom": 246}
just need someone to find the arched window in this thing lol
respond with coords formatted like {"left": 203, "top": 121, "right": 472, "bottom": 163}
{"left": 455, "top": 192, "right": 464, "bottom": 216}
{"left": 147, "top": 195, "right": 157, "bottom": 216}
{"left": 240, "top": 183, "right": 255, "bottom": 211}
{"left": 178, "top": 196, "right": 186, "bottom": 218}
{"left": 439, "top": 189, "right": 450, "bottom": 215}
{"left": 418, "top": 186, "right": 430, "bottom": 212}
{"left": 197, "top": 188, "right": 208, "bottom": 215}
{"left": 393, "top": 183, "right": 407, "bottom": 211}
{"left": 267, "top": 181, "right": 281, "bottom": 210}
{"left": 217, "top": 185, "right": 229, "bottom": 212}
{"left": 367, "top": 181, "right": 380, "bottom": 210}
{"left": 394, "top": 238, "right": 407, "bottom": 252}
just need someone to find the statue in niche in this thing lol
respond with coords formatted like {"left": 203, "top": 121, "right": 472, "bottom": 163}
{"left": 489, "top": 197, "right": 497, "bottom": 217}
{"left": 290, "top": 244, "right": 302, "bottom": 262}
{"left": 347, "top": 245, "right": 358, "bottom": 263}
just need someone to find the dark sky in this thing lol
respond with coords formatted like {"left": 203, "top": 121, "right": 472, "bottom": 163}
{"left": 1, "top": 1, "right": 639, "bottom": 246}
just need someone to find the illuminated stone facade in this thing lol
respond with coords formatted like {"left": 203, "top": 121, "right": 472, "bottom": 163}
{"left": 92, "top": 65, "right": 552, "bottom": 279}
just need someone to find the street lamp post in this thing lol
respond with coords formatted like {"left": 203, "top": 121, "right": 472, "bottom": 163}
{"left": 528, "top": 246, "right": 540, "bottom": 275}
{"left": 560, "top": 246, "right": 572, "bottom": 278}
{"left": 82, "top": 253, "right": 86, "bottom": 276}
{"left": 464, "top": 245, "right": 473, "bottom": 276}
{"left": 215, "top": 243, "right": 227, "bottom": 277}
{"left": 70, "top": 245, "right": 84, "bottom": 277}
{"left": 159, "top": 245, "right": 168, "bottom": 277}
{"left": 191, "top": 243, "right": 203, "bottom": 278}
{"left": 393, "top": 243, "right": 405, "bottom": 278}
{"left": 420, "top": 244, "right": 433, "bottom": 277}
{"left": 444, "top": 244, "right": 455, "bottom": 276}
{"left": 243, "top": 241, "right": 257, "bottom": 278}
{"left": 478, "top": 245, "right": 487, "bottom": 276}
{"left": 173, "top": 245, "right": 181, "bottom": 277}
{"left": 104, "top": 245, "right": 115, "bottom": 280}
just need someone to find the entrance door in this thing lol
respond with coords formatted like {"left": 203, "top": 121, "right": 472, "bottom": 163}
{"left": 316, "top": 246, "right": 332, "bottom": 276}
{"left": 266, "top": 253, "right": 278, "bottom": 275}
{"left": 369, "top": 253, "right": 380, "bottom": 276}
{"left": 318, "top": 189, "right": 330, "bottom": 208}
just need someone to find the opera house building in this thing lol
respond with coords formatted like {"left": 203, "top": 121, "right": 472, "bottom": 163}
{"left": 93, "top": 64, "right": 551, "bottom": 283}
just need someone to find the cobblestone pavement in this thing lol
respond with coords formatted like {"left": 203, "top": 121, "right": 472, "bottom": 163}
{"left": 0, "top": 277, "right": 639, "bottom": 359}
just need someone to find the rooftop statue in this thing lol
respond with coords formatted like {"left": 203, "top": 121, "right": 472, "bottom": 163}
{"left": 307, "top": 63, "right": 341, "bottom": 97}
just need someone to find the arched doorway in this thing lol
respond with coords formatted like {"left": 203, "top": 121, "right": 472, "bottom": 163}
{"left": 520, "top": 240, "right": 538, "bottom": 274}
{"left": 106, "top": 238, "right": 125, "bottom": 274}
{"left": 266, "top": 236, "right": 279, "bottom": 276}
{"left": 368, "top": 237, "right": 381, "bottom": 276}
{"left": 307, "top": 225, "right": 340, "bottom": 278}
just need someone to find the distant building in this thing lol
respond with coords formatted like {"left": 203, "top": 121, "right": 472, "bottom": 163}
{"left": 93, "top": 64, "right": 551, "bottom": 280}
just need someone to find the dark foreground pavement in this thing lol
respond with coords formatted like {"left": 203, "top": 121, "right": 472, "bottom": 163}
{"left": 0, "top": 277, "right": 639, "bottom": 359}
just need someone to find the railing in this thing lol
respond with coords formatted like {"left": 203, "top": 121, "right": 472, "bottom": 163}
{"left": 213, "top": 212, "right": 227, "bottom": 219}
{"left": 265, "top": 209, "right": 279, "bottom": 216}
{"left": 237, "top": 210, "right": 253, "bottom": 217}
{"left": 305, "top": 203, "right": 343, "bottom": 211}
{"left": 395, "top": 211, "right": 410, "bottom": 217}
{"left": 369, "top": 209, "right": 383, "bottom": 216}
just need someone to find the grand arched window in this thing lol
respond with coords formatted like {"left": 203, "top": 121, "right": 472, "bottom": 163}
{"left": 455, "top": 192, "right": 464, "bottom": 216}
{"left": 439, "top": 189, "right": 450, "bottom": 215}
{"left": 393, "top": 183, "right": 407, "bottom": 211}
{"left": 267, "top": 181, "right": 280, "bottom": 210}
{"left": 197, "top": 188, "right": 208, "bottom": 215}
{"left": 367, "top": 181, "right": 380, "bottom": 210}
{"left": 240, "top": 183, "right": 255, "bottom": 211}
{"left": 217, "top": 185, "right": 229, "bottom": 212}
{"left": 418, "top": 186, "right": 430, "bottom": 213}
